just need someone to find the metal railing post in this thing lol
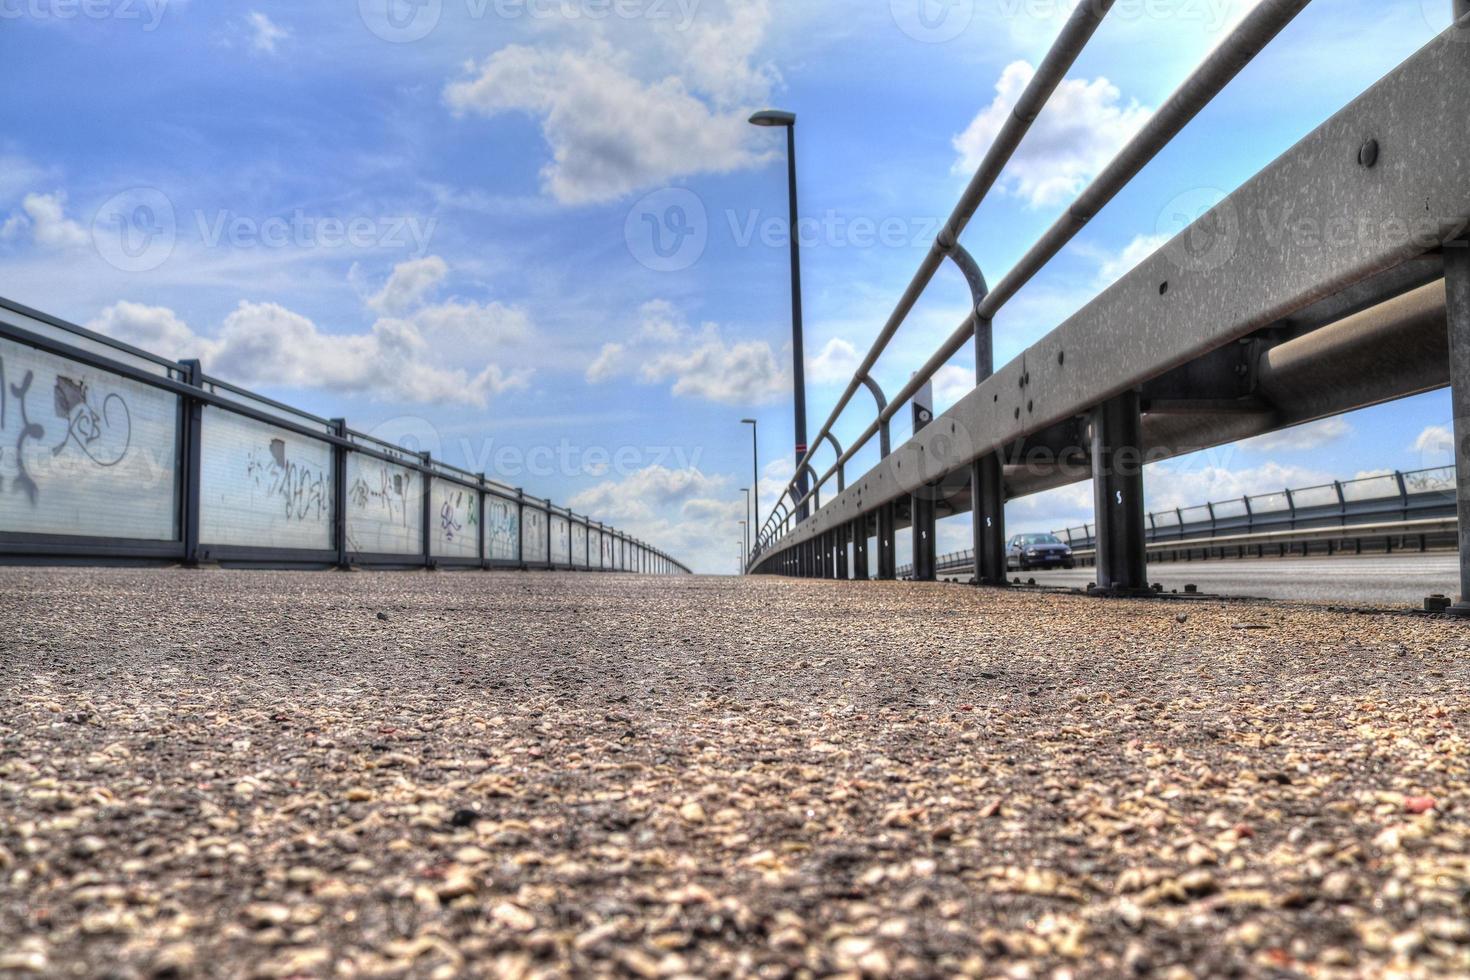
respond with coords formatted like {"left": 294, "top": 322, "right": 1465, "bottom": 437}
{"left": 421, "top": 452, "right": 434, "bottom": 569}
{"left": 516, "top": 489, "right": 527, "bottom": 570}
{"left": 835, "top": 524, "right": 849, "bottom": 579}
{"left": 1091, "top": 390, "right": 1148, "bottom": 593}
{"left": 876, "top": 502, "right": 897, "bottom": 580}
{"left": 1444, "top": 243, "right": 1470, "bottom": 613}
{"left": 332, "top": 418, "right": 349, "bottom": 569}
{"left": 478, "top": 475, "right": 489, "bottom": 570}
{"left": 178, "top": 359, "right": 205, "bottom": 566}
{"left": 910, "top": 376, "right": 937, "bottom": 582}
{"left": 853, "top": 517, "right": 869, "bottom": 580}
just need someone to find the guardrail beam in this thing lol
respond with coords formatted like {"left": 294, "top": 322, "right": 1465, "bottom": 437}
{"left": 1092, "top": 390, "right": 1149, "bottom": 593}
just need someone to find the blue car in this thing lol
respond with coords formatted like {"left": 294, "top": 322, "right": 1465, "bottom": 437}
{"left": 1006, "top": 533, "right": 1075, "bottom": 571}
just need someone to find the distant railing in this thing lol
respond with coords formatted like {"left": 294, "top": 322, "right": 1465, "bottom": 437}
{"left": 0, "top": 296, "right": 689, "bottom": 574}
{"left": 897, "top": 467, "right": 1456, "bottom": 577}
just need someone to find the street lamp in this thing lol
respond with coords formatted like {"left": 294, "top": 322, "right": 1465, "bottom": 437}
{"left": 748, "top": 109, "right": 808, "bottom": 522}
{"left": 740, "top": 418, "right": 759, "bottom": 544}
{"left": 740, "top": 488, "right": 751, "bottom": 562}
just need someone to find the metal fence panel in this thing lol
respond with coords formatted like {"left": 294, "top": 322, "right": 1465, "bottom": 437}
{"left": 1404, "top": 466, "right": 1454, "bottom": 494}
{"left": 485, "top": 494, "right": 520, "bottom": 562}
{"left": 199, "top": 407, "right": 333, "bottom": 550}
{"left": 1293, "top": 484, "right": 1338, "bottom": 509}
{"left": 1213, "top": 499, "right": 1248, "bottom": 519}
{"left": 0, "top": 335, "right": 179, "bottom": 541}
{"left": 431, "top": 478, "right": 479, "bottom": 560}
{"left": 346, "top": 453, "right": 421, "bottom": 556}
{"left": 572, "top": 522, "right": 588, "bottom": 567}
{"left": 550, "top": 514, "right": 570, "bottom": 565}
{"left": 522, "top": 507, "right": 548, "bottom": 563}
{"left": 588, "top": 528, "right": 602, "bottom": 567}
{"left": 1251, "top": 491, "right": 1291, "bottom": 514}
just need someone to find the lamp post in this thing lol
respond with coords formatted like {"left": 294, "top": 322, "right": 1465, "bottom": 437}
{"left": 740, "top": 418, "right": 759, "bottom": 544}
{"left": 748, "top": 109, "right": 808, "bottom": 522}
{"left": 740, "top": 488, "right": 751, "bottom": 562}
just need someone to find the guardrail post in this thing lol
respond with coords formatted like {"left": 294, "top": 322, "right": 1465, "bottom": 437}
{"left": 835, "top": 524, "right": 849, "bottom": 579}
{"left": 971, "top": 452, "right": 1006, "bottom": 585}
{"left": 516, "top": 489, "right": 527, "bottom": 570}
{"left": 332, "top": 419, "right": 349, "bottom": 569}
{"left": 853, "top": 518, "right": 870, "bottom": 580}
{"left": 1091, "top": 390, "right": 1148, "bottom": 593}
{"left": 1444, "top": 243, "right": 1470, "bottom": 614}
{"left": 178, "top": 359, "right": 204, "bottom": 565}
{"left": 421, "top": 452, "right": 434, "bottom": 569}
{"left": 910, "top": 377, "right": 937, "bottom": 582}
{"left": 876, "top": 502, "right": 897, "bottom": 580}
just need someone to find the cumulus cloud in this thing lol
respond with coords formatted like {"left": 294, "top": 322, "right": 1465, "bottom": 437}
{"left": 1240, "top": 417, "right": 1352, "bottom": 454}
{"left": 1094, "top": 233, "right": 1171, "bottom": 289}
{"left": 89, "top": 260, "right": 536, "bottom": 408}
{"left": 443, "top": 2, "right": 777, "bottom": 206}
{"left": 587, "top": 300, "right": 787, "bottom": 406}
{"left": 569, "top": 464, "right": 743, "bottom": 572}
{"left": 1414, "top": 424, "right": 1454, "bottom": 458}
{"left": 368, "top": 255, "right": 448, "bottom": 315}
{"left": 5, "top": 191, "right": 89, "bottom": 249}
{"left": 954, "top": 61, "right": 1152, "bottom": 209}
{"left": 246, "top": 11, "right": 288, "bottom": 54}
{"left": 808, "top": 337, "right": 860, "bottom": 385}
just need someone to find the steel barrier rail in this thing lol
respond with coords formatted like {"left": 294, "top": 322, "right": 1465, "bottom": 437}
{"left": 0, "top": 297, "right": 691, "bottom": 575}
{"left": 755, "top": 11, "right": 1470, "bottom": 602}
{"left": 904, "top": 518, "right": 1458, "bottom": 579}
{"left": 758, "top": 0, "right": 1313, "bottom": 546}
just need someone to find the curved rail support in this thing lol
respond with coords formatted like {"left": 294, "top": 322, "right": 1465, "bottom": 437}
{"left": 858, "top": 374, "right": 893, "bottom": 459}
{"left": 823, "top": 432, "right": 846, "bottom": 492}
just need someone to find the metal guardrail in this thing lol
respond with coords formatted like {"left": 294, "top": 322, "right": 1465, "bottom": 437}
{"left": 753, "top": 2, "right": 1470, "bottom": 607}
{"left": 0, "top": 296, "right": 689, "bottom": 574}
{"left": 899, "top": 468, "right": 1457, "bottom": 577}
{"left": 755, "top": 0, "right": 1312, "bottom": 551}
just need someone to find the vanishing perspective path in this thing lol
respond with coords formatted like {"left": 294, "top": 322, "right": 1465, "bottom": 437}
{"left": 2, "top": 569, "right": 1468, "bottom": 977}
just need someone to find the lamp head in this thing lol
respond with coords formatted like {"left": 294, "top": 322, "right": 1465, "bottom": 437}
{"left": 748, "top": 110, "right": 796, "bottom": 128}
{"left": 741, "top": 418, "right": 757, "bottom": 425}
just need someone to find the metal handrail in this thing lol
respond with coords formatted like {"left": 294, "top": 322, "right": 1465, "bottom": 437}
{"left": 761, "top": 0, "right": 1313, "bottom": 545}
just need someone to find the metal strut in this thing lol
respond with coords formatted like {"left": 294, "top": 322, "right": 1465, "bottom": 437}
{"left": 858, "top": 374, "right": 893, "bottom": 458}
{"left": 823, "top": 432, "right": 846, "bottom": 492}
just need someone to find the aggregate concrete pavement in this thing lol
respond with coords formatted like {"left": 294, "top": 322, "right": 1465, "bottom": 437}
{"left": 2, "top": 567, "right": 1470, "bottom": 978}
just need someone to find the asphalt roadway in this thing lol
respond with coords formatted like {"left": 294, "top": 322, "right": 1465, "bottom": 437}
{"left": 941, "top": 553, "right": 1461, "bottom": 607}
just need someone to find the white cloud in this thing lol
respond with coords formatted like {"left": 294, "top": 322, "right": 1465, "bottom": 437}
{"left": 808, "top": 337, "right": 860, "bottom": 385}
{"left": 443, "top": 26, "right": 772, "bottom": 204}
{"left": 89, "top": 259, "right": 538, "bottom": 408}
{"left": 1240, "top": 417, "right": 1352, "bottom": 454}
{"left": 8, "top": 191, "right": 89, "bottom": 250}
{"left": 1144, "top": 459, "right": 1334, "bottom": 511}
{"left": 246, "top": 11, "right": 288, "bottom": 54}
{"left": 954, "top": 61, "right": 1152, "bottom": 209}
{"left": 585, "top": 342, "right": 626, "bottom": 383}
{"left": 569, "top": 464, "right": 743, "bottom": 573}
{"left": 1414, "top": 424, "right": 1454, "bottom": 457}
{"left": 931, "top": 364, "right": 974, "bottom": 409}
{"left": 368, "top": 255, "right": 448, "bottom": 315}
{"left": 588, "top": 300, "right": 787, "bottom": 406}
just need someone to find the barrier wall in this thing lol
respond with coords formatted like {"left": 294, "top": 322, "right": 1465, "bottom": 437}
{"left": 0, "top": 297, "right": 688, "bottom": 575}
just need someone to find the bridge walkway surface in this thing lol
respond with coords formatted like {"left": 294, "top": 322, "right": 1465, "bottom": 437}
{"left": 2, "top": 568, "right": 1469, "bottom": 977}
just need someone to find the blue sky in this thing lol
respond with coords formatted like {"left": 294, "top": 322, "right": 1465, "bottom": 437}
{"left": 0, "top": 0, "right": 1458, "bottom": 571}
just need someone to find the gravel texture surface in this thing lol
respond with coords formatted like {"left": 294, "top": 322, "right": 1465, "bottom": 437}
{"left": 2, "top": 567, "right": 1469, "bottom": 979}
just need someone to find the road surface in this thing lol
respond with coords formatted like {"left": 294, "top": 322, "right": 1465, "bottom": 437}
{"left": 942, "top": 553, "right": 1460, "bottom": 606}
{"left": 2, "top": 568, "right": 1468, "bottom": 977}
